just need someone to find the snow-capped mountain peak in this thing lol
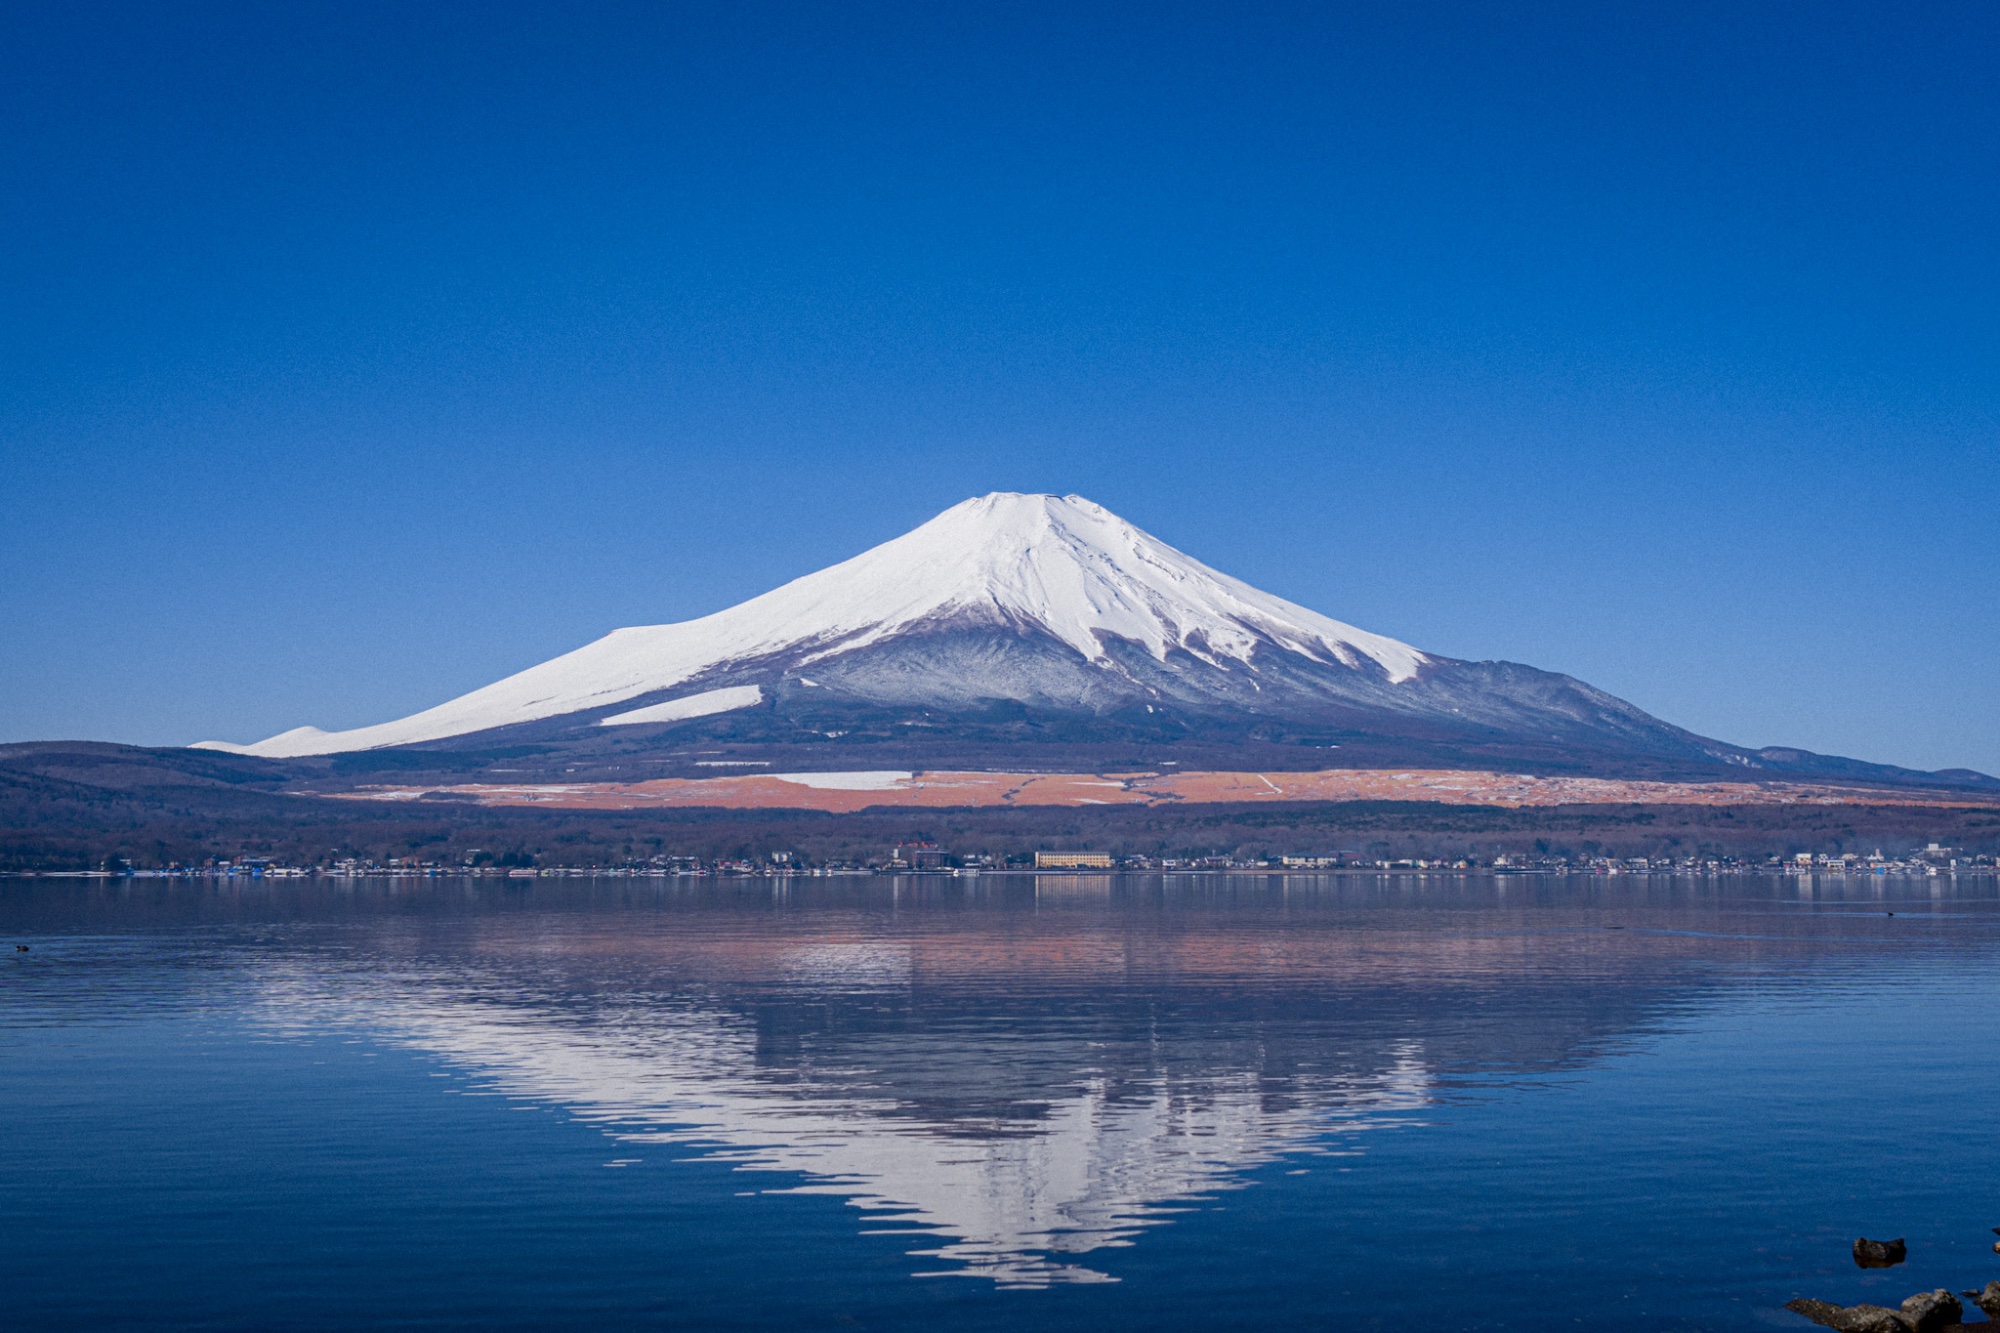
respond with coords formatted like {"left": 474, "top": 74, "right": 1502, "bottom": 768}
{"left": 196, "top": 493, "right": 1431, "bottom": 758}
{"left": 756, "top": 493, "right": 1426, "bottom": 678}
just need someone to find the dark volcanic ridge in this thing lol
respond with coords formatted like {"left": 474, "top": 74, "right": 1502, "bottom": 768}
{"left": 266, "top": 636, "right": 1994, "bottom": 794}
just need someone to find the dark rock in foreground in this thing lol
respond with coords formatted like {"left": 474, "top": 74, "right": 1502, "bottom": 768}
{"left": 1855, "top": 1237, "right": 1909, "bottom": 1268}
{"left": 1901, "top": 1290, "right": 1965, "bottom": 1333}
{"left": 1788, "top": 1290, "right": 1966, "bottom": 1333}
{"left": 1786, "top": 1298, "right": 1917, "bottom": 1333}
{"left": 1963, "top": 1283, "right": 2000, "bottom": 1321}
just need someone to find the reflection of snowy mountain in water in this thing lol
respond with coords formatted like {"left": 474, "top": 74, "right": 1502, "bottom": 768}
{"left": 229, "top": 876, "right": 1889, "bottom": 1288}
{"left": 253, "top": 956, "right": 1429, "bottom": 1286}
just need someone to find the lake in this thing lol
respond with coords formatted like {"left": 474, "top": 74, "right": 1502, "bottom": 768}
{"left": 4, "top": 873, "right": 1998, "bottom": 1330}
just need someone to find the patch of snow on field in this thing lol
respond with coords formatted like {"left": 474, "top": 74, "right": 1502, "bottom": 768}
{"left": 770, "top": 771, "right": 915, "bottom": 791}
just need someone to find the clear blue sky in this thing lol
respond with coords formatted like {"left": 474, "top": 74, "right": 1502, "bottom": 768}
{"left": 4, "top": 1, "right": 1997, "bottom": 773}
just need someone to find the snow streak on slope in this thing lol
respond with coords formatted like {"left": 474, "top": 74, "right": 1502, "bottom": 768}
{"left": 197, "top": 493, "right": 1430, "bottom": 758}
{"left": 599, "top": 685, "right": 765, "bottom": 728}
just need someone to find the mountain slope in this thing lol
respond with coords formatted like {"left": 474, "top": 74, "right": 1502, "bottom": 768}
{"left": 189, "top": 492, "right": 1985, "bottom": 789}
{"left": 199, "top": 493, "right": 1432, "bottom": 758}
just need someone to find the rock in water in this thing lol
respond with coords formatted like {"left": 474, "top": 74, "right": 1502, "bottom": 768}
{"left": 1785, "top": 1297, "right": 1916, "bottom": 1333}
{"left": 1898, "top": 1289, "right": 1963, "bottom": 1332}
{"left": 1961, "top": 1282, "right": 2000, "bottom": 1320}
{"left": 1854, "top": 1237, "right": 1909, "bottom": 1268}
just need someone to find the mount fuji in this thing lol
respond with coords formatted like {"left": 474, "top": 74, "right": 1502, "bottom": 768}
{"left": 192, "top": 493, "right": 1979, "bottom": 788}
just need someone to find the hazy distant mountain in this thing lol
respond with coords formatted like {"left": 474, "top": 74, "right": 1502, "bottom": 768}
{"left": 193, "top": 493, "right": 1988, "bottom": 788}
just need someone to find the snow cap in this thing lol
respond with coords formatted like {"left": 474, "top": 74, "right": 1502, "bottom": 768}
{"left": 196, "top": 492, "right": 1428, "bottom": 756}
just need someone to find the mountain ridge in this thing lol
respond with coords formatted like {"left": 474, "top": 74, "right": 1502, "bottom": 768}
{"left": 198, "top": 493, "right": 1432, "bottom": 758}
{"left": 187, "top": 492, "right": 1992, "bottom": 791}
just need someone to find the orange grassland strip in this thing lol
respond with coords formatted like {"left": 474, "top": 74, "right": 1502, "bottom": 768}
{"left": 334, "top": 768, "right": 2000, "bottom": 812}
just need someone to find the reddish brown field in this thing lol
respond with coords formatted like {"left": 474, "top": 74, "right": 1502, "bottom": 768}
{"left": 337, "top": 767, "right": 2000, "bottom": 813}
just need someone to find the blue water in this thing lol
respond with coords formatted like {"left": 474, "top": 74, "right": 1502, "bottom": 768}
{"left": 4, "top": 874, "right": 1998, "bottom": 1330}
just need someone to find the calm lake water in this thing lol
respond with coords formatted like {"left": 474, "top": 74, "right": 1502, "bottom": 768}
{"left": 4, "top": 873, "right": 1999, "bottom": 1331}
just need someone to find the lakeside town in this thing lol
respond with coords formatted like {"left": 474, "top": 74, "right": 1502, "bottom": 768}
{"left": 21, "top": 842, "right": 1999, "bottom": 880}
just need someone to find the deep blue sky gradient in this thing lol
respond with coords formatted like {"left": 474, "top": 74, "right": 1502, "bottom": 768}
{"left": 3, "top": 2, "right": 1997, "bottom": 771}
